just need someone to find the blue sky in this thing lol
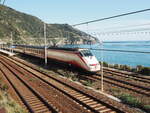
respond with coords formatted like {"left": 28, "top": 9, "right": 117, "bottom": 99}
{"left": 4, "top": 0, "right": 150, "bottom": 41}
{"left": 4, "top": 0, "right": 150, "bottom": 24}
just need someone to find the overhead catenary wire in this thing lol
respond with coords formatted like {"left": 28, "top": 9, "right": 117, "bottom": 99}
{"left": 72, "top": 8, "right": 150, "bottom": 26}
{"left": 89, "top": 28, "right": 150, "bottom": 36}
{"left": 84, "top": 22, "right": 150, "bottom": 32}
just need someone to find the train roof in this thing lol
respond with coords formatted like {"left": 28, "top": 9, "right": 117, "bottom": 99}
{"left": 48, "top": 47, "right": 88, "bottom": 51}
{"left": 14, "top": 45, "right": 88, "bottom": 51}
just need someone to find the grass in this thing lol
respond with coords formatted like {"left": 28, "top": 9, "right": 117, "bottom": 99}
{"left": 143, "top": 105, "right": 150, "bottom": 112}
{"left": 1, "top": 84, "right": 9, "bottom": 91}
{"left": 109, "top": 88, "right": 121, "bottom": 94}
{"left": 0, "top": 92, "right": 27, "bottom": 113}
{"left": 118, "top": 93, "right": 150, "bottom": 113}
{"left": 118, "top": 93, "right": 141, "bottom": 107}
{"left": 82, "top": 80, "right": 93, "bottom": 87}
{"left": 71, "top": 76, "right": 79, "bottom": 81}
{"left": 0, "top": 74, "right": 27, "bottom": 113}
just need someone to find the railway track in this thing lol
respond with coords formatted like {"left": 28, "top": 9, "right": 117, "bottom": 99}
{"left": 80, "top": 68, "right": 150, "bottom": 96}
{"left": 86, "top": 74, "right": 150, "bottom": 96}
{"left": 0, "top": 55, "right": 130, "bottom": 113}
{"left": 103, "top": 67, "right": 150, "bottom": 84}
{"left": 0, "top": 59, "right": 57, "bottom": 113}
{"left": 102, "top": 68, "right": 150, "bottom": 95}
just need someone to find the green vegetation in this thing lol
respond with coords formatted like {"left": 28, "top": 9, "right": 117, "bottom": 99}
{"left": 102, "top": 62, "right": 109, "bottom": 67}
{"left": 100, "top": 61, "right": 150, "bottom": 76}
{"left": 109, "top": 88, "right": 121, "bottom": 94}
{"left": 0, "top": 5, "right": 98, "bottom": 46}
{"left": 109, "top": 88, "right": 150, "bottom": 112}
{"left": 1, "top": 84, "right": 9, "bottom": 91}
{"left": 143, "top": 105, "right": 150, "bottom": 112}
{"left": 119, "top": 93, "right": 141, "bottom": 107}
{"left": 137, "top": 66, "right": 150, "bottom": 75}
{"left": 0, "top": 75, "right": 27, "bottom": 113}
{"left": 82, "top": 80, "right": 93, "bottom": 87}
{"left": 118, "top": 93, "right": 150, "bottom": 112}
{"left": 0, "top": 92, "right": 27, "bottom": 113}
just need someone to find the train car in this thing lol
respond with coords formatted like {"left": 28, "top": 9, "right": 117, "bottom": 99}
{"left": 13, "top": 45, "right": 100, "bottom": 72}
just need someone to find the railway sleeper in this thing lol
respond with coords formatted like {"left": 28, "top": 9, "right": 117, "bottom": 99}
{"left": 77, "top": 96, "right": 87, "bottom": 99}
{"left": 26, "top": 97, "right": 41, "bottom": 102}
{"left": 79, "top": 97, "right": 90, "bottom": 101}
{"left": 32, "top": 105, "right": 49, "bottom": 111}
{"left": 90, "top": 104, "right": 103, "bottom": 108}
{"left": 35, "top": 109, "right": 50, "bottom": 113}
{"left": 109, "top": 111, "right": 117, "bottom": 113}
{"left": 86, "top": 101, "right": 97, "bottom": 105}
{"left": 73, "top": 94, "right": 84, "bottom": 97}
{"left": 30, "top": 103, "right": 45, "bottom": 108}
{"left": 95, "top": 106, "right": 106, "bottom": 110}
{"left": 98, "top": 108, "right": 111, "bottom": 113}
{"left": 83, "top": 99, "right": 93, "bottom": 103}
{"left": 24, "top": 96, "right": 37, "bottom": 99}
{"left": 69, "top": 92, "right": 81, "bottom": 96}
{"left": 26, "top": 98, "right": 42, "bottom": 103}
{"left": 26, "top": 99, "right": 43, "bottom": 105}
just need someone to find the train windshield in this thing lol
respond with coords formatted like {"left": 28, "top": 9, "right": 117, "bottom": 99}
{"left": 80, "top": 50, "right": 93, "bottom": 57}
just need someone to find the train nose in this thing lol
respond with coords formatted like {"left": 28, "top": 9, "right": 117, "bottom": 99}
{"left": 89, "top": 63, "right": 100, "bottom": 72}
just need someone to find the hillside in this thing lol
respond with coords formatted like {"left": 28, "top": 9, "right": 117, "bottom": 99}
{"left": 0, "top": 5, "right": 98, "bottom": 46}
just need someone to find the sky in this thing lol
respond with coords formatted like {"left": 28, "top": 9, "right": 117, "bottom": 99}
{"left": 3, "top": 0, "right": 150, "bottom": 41}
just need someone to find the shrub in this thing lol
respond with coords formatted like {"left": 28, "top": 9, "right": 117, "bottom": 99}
{"left": 131, "top": 68, "right": 137, "bottom": 72}
{"left": 119, "top": 65, "right": 124, "bottom": 70}
{"left": 136, "top": 65, "right": 143, "bottom": 72}
{"left": 110, "top": 88, "right": 121, "bottom": 93}
{"left": 83, "top": 80, "right": 93, "bottom": 87}
{"left": 8, "top": 101, "right": 16, "bottom": 107}
{"left": 118, "top": 65, "right": 131, "bottom": 71}
{"left": 109, "top": 64, "right": 114, "bottom": 68}
{"left": 119, "top": 93, "right": 141, "bottom": 108}
{"left": 2, "top": 84, "right": 9, "bottom": 91}
{"left": 0, "top": 94, "right": 3, "bottom": 100}
{"left": 139, "top": 67, "right": 150, "bottom": 75}
{"left": 143, "top": 105, "right": 150, "bottom": 112}
{"left": 103, "top": 62, "right": 108, "bottom": 67}
{"left": 71, "top": 75, "right": 79, "bottom": 81}
{"left": 114, "top": 64, "right": 119, "bottom": 69}
{"left": 64, "top": 71, "right": 71, "bottom": 78}
{"left": 0, "top": 91, "right": 27, "bottom": 113}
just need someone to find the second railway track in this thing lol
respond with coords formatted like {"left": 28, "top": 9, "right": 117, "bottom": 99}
{"left": 80, "top": 71, "right": 150, "bottom": 97}
{"left": 103, "top": 67, "right": 150, "bottom": 84}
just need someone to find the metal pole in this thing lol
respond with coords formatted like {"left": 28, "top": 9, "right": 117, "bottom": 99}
{"left": 101, "top": 41, "right": 104, "bottom": 92}
{"left": 11, "top": 32, "right": 13, "bottom": 53}
{"left": 44, "top": 23, "right": 47, "bottom": 65}
{"left": 2, "top": 0, "right": 6, "bottom": 5}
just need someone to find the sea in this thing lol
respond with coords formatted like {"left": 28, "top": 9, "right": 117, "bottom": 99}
{"left": 64, "top": 41, "right": 150, "bottom": 67}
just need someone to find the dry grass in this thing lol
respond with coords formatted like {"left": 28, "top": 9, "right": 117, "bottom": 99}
{"left": 0, "top": 91, "right": 28, "bottom": 113}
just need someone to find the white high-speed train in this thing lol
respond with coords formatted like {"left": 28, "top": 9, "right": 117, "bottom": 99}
{"left": 13, "top": 45, "right": 101, "bottom": 72}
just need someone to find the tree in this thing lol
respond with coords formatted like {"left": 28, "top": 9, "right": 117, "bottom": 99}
{"left": 50, "top": 38, "right": 61, "bottom": 47}
{"left": 68, "top": 32, "right": 80, "bottom": 44}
